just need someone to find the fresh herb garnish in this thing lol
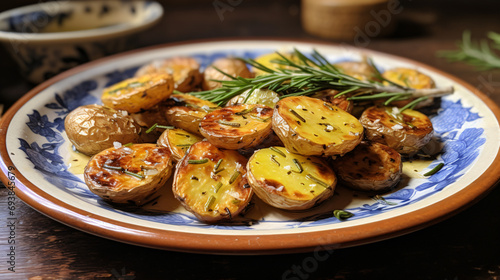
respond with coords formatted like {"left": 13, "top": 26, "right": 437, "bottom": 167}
{"left": 438, "top": 31, "right": 500, "bottom": 70}
{"left": 188, "top": 49, "right": 453, "bottom": 106}
{"left": 423, "top": 163, "right": 444, "bottom": 176}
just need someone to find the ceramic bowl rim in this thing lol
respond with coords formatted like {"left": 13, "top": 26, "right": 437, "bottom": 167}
{"left": 0, "top": 1, "right": 163, "bottom": 44}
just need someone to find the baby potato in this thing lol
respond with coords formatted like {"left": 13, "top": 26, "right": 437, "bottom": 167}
{"left": 359, "top": 106, "right": 433, "bottom": 154}
{"left": 84, "top": 143, "right": 174, "bottom": 205}
{"left": 247, "top": 147, "right": 336, "bottom": 210}
{"left": 172, "top": 141, "right": 252, "bottom": 223}
{"left": 200, "top": 104, "right": 274, "bottom": 150}
{"left": 382, "top": 67, "right": 435, "bottom": 89}
{"left": 332, "top": 142, "right": 402, "bottom": 192}
{"left": 164, "top": 93, "right": 219, "bottom": 135}
{"left": 334, "top": 60, "right": 378, "bottom": 81}
{"left": 102, "top": 73, "right": 174, "bottom": 113}
{"left": 381, "top": 67, "right": 436, "bottom": 108}
{"left": 272, "top": 96, "right": 364, "bottom": 156}
{"left": 135, "top": 56, "right": 203, "bottom": 92}
{"left": 65, "top": 104, "right": 142, "bottom": 156}
{"left": 157, "top": 128, "right": 204, "bottom": 162}
{"left": 202, "top": 57, "right": 253, "bottom": 90}
{"left": 252, "top": 52, "right": 302, "bottom": 76}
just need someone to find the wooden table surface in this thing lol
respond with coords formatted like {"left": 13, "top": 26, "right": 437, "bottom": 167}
{"left": 1, "top": 1, "right": 500, "bottom": 279}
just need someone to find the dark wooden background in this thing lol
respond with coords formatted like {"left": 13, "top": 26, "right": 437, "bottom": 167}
{"left": 1, "top": 0, "right": 500, "bottom": 279}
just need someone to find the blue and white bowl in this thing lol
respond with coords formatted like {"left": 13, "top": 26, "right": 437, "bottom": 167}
{"left": 0, "top": 1, "right": 163, "bottom": 83}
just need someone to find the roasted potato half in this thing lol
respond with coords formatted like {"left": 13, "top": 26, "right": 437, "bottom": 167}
{"left": 252, "top": 52, "right": 301, "bottom": 76}
{"left": 164, "top": 93, "right": 219, "bottom": 135}
{"left": 381, "top": 67, "right": 436, "bottom": 108}
{"left": 359, "top": 106, "right": 433, "bottom": 154}
{"left": 101, "top": 73, "right": 174, "bottom": 113}
{"left": 272, "top": 96, "right": 364, "bottom": 156}
{"left": 84, "top": 144, "right": 173, "bottom": 205}
{"left": 202, "top": 57, "right": 253, "bottom": 90}
{"left": 332, "top": 142, "right": 402, "bottom": 192}
{"left": 65, "top": 104, "right": 142, "bottom": 156}
{"left": 247, "top": 146, "right": 336, "bottom": 210}
{"left": 334, "top": 60, "right": 378, "bottom": 82}
{"left": 172, "top": 141, "right": 252, "bottom": 223}
{"left": 200, "top": 104, "right": 274, "bottom": 150}
{"left": 157, "top": 128, "right": 204, "bottom": 162}
{"left": 135, "top": 56, "right": 203, "bottom": 92}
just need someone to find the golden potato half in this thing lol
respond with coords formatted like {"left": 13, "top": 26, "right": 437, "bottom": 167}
{"left": 334, "top": 60, "right": 378, "bottom": 82}
{"left": 165, "top": 93, "right": 219, "bottom": 135}
{"left": 157, "top": 128, "right": 204, "bottom": 162}
{"left": 272, "top": 96, "right": 364, "bottom": 156}
{"left": 102, "top": 73, "right": 174, "bottom": 113}
{"left": 84, "top": 144, "right": 173, "bottom": 205}
{"left": 247, "top": 147, "right": 336, "bottom": 210}
{"left": 332, "top": 142, "right": 402, "bottom": 192}
{"left": 359, "top": 106, "right": 433, "bottom": 154}
{"left": 202, "top": 57, "right": 253, "bottom": 90}
{"left": 65, "top": 104, "right": 142, "bottom": 156}
{"left": 172, "top": 141, "right": 252, "bottom": 223}
{"left": 200, "top": 104, "right": 274, "bottom": 150}
{"left": 135, "top": 56, "right": 202, "bottom": 92}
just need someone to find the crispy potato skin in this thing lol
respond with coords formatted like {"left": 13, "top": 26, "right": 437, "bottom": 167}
{"left": 157, "top": 128, "right": 203, "bottom": 162}
{"left": 332, "top": 142, "right": 402, "bottom": 192}
{"left": 172, "top": 141, "right": 252, "bottom": 223}
{"left": 164, "top": 94, "right": 219, "bottom": 135}
{"left": 135, "top": 56, "right": 202, "bottom": 92}
{"left": 65, "top": 104, "right": 142, "bottom": 156}
{"left": 200, "top": 104, "right": 274, "bottom": 150}
{"left": 247, "top": 147, "right": 336, "bottom": 210}
{"left": 101, "top": 73, "right": 174, "bottom": 113}
{"left": 84, "top": 144, "right": 173, "bottom": 205}
{"left": 202, "top": 57, "right": 253, "bottom": 90}
{"left": 272, "top": 96, "right": 363, "bottom": 156}
{"left": 359, "top": 106, "right": 433, "bottom": 154}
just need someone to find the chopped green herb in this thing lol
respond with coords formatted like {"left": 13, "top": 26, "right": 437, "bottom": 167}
{"left": 214, "top": 182, "right": 223, "bottom": 193}
{"left": 423, "top": 163, "right": 444, "bottom": 176}
{"left": 333, "top": 210, "right": 354, "bottom": 221}
{"left": 229, "top": 171, "right": 241, "bottom": 184}
{"left": 305, "top": 174, "right": 329, "bottom": 188}
{"left": 205, "top": 195, "right": 215, "bottom": 212}
{"left": 270, "top": 154, "right": 281, "bottom": 166}
{"left": 146, "top": 123, "right": 174, "bottom": 134}
{"left": 293, "top": 158, "right": 303, "bottom": 173}
{"left": 217, "top": 120, "right": 241, "bottom": 127}
{"left": 289, "top": 109, "right": 306, "bottom": 123}
{"left": 188, "top": 159, "right": 209, "bottom": 164}
{"left": 270, "top": 147, "right": 286, "bottom": 157}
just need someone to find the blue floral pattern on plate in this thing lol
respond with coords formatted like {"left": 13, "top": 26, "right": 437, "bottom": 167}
{"left": 17, "top": 50, "right": 486, "bottom": 230}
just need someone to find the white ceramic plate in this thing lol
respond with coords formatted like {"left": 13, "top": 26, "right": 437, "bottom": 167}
{"left": 1, "top": 39, "right": 500, "bottom": 254}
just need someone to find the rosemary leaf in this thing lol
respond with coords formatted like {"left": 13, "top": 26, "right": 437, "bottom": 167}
{"left": 333, "top": 210, "right": 354, "bottom": 221}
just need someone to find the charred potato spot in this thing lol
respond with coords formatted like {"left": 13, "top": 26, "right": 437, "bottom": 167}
{"left": 312, "top": 89, "right": 354, "bottom": 113}
{"left": 359, "top": 106, "right": 433, "bottom": 154}
{"left": 157, "top": 128, "right": 203, "bottom": 162}
{"left": 247, "top": 147, "right": 336, "bottom": 210}
{"left": 272, "top": 96, "right": 363, "bottom": 156}
{"left": 65, "top": 104, "right": 142, "bottom": 156}
{"left": 202, "top": 57, "right": 253, "bottom": 90}
{"left": 135, "top": 56, "right": 203, "bottom": 92}
{"left": 172, "top": 141, "right": 252, "bottom": 223}
{"left": 164, "top": 94, "right": 219, "bottom": 135}
{"left": 332, "top": 142, "right": 402, "bottom": 192}
{"left": 102, "top": 73, "right": 174, "bottom": 113}
{"left": 84, "top": 144, "right": 173, "bottom": 205}
{"left": 200, "top": 104, "right": 274, "bottom": 150}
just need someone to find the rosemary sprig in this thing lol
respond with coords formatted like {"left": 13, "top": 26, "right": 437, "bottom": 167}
{"left": 438, "top": 31, "right": 500, "bottom": 70}
{"left": 189, "top": 48, "right": 453, "bottom": 106}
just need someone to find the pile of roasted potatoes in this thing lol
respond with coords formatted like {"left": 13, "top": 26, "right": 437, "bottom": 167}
{"left": 65, "top": 53, "right": 435, "bottom": 223}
